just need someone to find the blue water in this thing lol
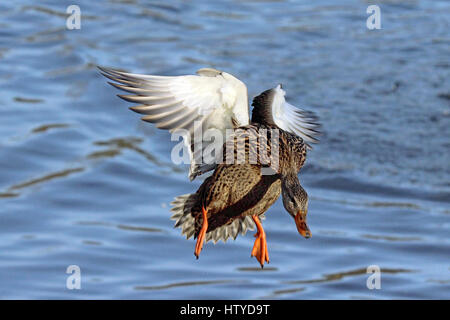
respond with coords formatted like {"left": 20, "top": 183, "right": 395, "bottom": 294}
{"left": 0, "top": 0, "right": 449, "bottom": 299}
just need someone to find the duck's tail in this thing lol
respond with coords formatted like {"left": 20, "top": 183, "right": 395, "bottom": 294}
{"left": 170, "top": 193, "right": 262, "bottom": 244}
{"left": 170, "top": 193, "right": 199, "bottom": 240}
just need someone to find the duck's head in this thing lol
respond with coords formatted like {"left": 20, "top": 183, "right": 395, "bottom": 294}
{"left": 281, "top": 174, "right": 311, "bottom": 239}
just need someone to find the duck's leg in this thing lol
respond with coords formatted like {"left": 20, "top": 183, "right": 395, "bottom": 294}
{"left": 250, "top": 215, "right": 269, "bottom": 267}
{"left": 194, "top": 206, "right": 208, "bottom": 259}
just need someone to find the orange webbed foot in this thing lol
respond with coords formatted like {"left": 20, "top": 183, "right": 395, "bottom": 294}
{"left": 194, "top": 206, "right": 208, "bottom": 259}
{"left": 250, "top": 215, "right": 269, "bottom": 268}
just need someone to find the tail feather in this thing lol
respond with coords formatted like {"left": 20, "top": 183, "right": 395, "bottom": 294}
{"left": 170, "top": 194, "right": 264, "bottom": 244}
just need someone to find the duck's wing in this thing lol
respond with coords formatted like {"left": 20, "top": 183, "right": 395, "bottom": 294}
{"left": 98, "top": 66, "right": 249, "bottom": 180}
{"left": 251, "top": 84, "right": 321, "bottom": 148}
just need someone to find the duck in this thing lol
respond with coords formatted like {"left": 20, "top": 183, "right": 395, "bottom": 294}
{"left": 98, "top": 66, "right": 320, "bottom": 267}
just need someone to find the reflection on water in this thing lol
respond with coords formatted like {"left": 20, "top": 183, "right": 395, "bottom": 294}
{"left": 93, "top": 137, "right": 183, "bottom": 172}
{"left": 237, "top": 267, "right": 278, "bottom": 272}
{"left": 285, "top": 268, "right": 414, "bottom": 285}
{"left": 6, "top": 167, "right": 85, "bottom": 196}
{"left": 135, "top": 280, "right": 233, "bottom": 291}
{"left": 361, "top": 234, "right": 422, "bottom": 242}
{"left": 117, "top": 224, "right": 163, "bottom": 233}
{"left": 31, "top": 123, "right": 71, "bottom": 134}
{"left": 14, "top": 97, "right": 45, "bottom": 104}
{"left": 263, "top": 268, "right": 415, "bottom": 298}
{"left": 0, "top": 0, "right": 448, "bottom": 299}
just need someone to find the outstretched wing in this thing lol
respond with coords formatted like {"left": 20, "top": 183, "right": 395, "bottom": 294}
{"left": 252, "top": 84, "right": 320, "bottom": 147}
{"left": 98, "top": 66, "right": 249, "bottom": 180}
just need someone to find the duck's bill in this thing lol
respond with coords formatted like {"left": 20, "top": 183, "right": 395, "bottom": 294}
{"left": 295, "top": 211, "right": 311, "bottom": 239}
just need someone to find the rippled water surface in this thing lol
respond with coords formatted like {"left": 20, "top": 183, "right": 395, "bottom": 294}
{"left": 0, "top": 0, "right": 449, "bottom": 299}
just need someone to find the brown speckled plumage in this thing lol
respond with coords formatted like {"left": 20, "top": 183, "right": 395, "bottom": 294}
{"left": 191, "top": 127, "right": 306, "bottom": 238}
{"left": 171, "top": 87, "right": 312, "bottom": 249}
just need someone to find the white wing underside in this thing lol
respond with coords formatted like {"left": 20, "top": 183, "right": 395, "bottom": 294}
{"left": 98, "top": 66, "right": 250, "bottom": 180}
{"left": 271, "top": 85, "right": 321, "bottom": 146}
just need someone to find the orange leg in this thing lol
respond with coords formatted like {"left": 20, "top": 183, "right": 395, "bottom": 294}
{"left": 250, "top": 215, "right": 269, "bottom": 268}
{"left": 194, "top": 206, "right": 208, "bottom": 259}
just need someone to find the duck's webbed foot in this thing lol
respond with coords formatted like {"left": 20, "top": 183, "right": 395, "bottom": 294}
{"left": 194, "top": 206, "right": 208, "bottom": 259}
{"left": 250, "top": 215, "right": 269, "bottom": 268}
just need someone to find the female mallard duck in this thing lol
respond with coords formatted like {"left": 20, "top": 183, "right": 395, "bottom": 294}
{"left": 99, "top": 66, "right": 320, "bottom": 267}
{"left": 171, "top": 88, "right": 314, "bottom": 267}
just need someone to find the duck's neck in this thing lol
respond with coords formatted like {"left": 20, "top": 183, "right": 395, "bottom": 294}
{"left": 281, "top": 171, "right": 307, "bottom": 207}
{"left": 281, "top": 170, "right": 301, "bottom": 190}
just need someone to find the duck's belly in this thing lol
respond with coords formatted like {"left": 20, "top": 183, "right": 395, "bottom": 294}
{"left": 238, "top": 179, "right": 281, "bottom": 218}
{"left": 203, "top": 164, "right": 281, "bottom": 232}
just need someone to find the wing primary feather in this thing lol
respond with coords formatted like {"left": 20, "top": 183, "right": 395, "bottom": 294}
{"left": 157, "top": 108, "right": 200, "bottom": 130}
{"left": 117, "top": 94, "right": 176, "bottom": 105}
{"left": 99, "top": 71, "right": 143, "bottom": 87}
{"left": 141, "top": 106, "right": 190, "bottom": 123}
{"left": 129, "top": 102, "right": 184, "bottom": 115}
{"left": 99, "top": 66, "right": 173, "bottom": 82}
{"left": 108, "top": 82, "right": 171, "bottom": 96}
